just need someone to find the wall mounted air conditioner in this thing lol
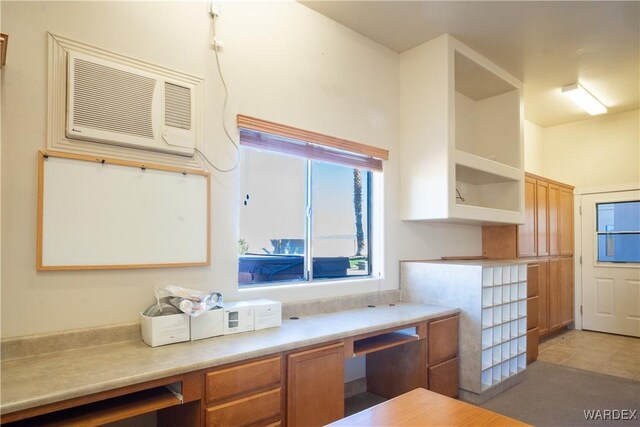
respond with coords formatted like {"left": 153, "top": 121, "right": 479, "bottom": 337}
{"left": 66, "top": 52, "right": 196, "bottom": 157}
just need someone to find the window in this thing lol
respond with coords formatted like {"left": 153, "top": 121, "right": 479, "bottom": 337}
{"left": 236, "top": 115, "right": 387, "bottom": 287}
{"left": 596, "top": 201, "right": 640, "bottom": 263}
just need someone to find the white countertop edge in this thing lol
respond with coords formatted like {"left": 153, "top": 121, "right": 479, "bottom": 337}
{"left": 401, "top": 259, "right": 532, "bottom": 266}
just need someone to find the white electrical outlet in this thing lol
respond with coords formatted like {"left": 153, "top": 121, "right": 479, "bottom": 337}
{"left": 209, "top": 1, "right": 220, "bottom": 17}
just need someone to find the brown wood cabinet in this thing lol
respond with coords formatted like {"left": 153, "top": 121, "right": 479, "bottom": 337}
{"left": 427, "top": 315, "right": 460, "bottom": 398}
{"left": 536, "top": 180, "right": 549, "bottom": 256}
{"left": 527, "top": 297, "right": 539, "bottom": 331}
{"left": 526, "top": 328, "right": 539, "bottom": 365}
{"left": 206, "top": 388, "right": 281, "bottom": 427}
{"left": 559, "top": 257, "right": 575, "bottom": 327}
{"left": 537, "top": 259, "right": 550, "bottom": 336}
{"left": 427, "top": 315, "right": 459, "bottom": 366}
{"left": 548, "top": 184, "right": 560, "bottom": 256}
{"left": 287, "top": 343, "right": 344, "bottom": 427}
{"left": 482, "top": 173, "right": 575, "bottom": 345}
{"left": 547, "top": 257, "right": 574, "bottom": 332}
{"left": 519, "top": 176, "right": 537, "bottom": 257}
{"left": 205, "top": 357, "right": 281, "bottom": 405}
{"left": 525, "top": 264, "right": 539, "bottom": 364}
{"left": 548, "top": 258, "right": 560, "bottom": 331}
{"left": 366, "top": 315, "right": 460, "bottom": 400}
{"left": 428, "top": 357, "right": 459, "bottom": 399}
{"left": 559, "top": 187, "right": 574, "bottom": 256}
{"left": 527, "top": 262, "right": 539, "bottom": 298}
{"left": 1, "top": 373, "right": 204, "bottom": 427}
{"left": 3, "top": 315, "right": 461, "bottom": 427}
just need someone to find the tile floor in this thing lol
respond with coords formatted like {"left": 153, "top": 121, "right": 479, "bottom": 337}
{"left": 538, "top": 329, "right": 640, "bottom": 381}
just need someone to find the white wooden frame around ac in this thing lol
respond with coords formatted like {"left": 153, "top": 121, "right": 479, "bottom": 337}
{"left": 46, "top": 33, "right": 204, "bottom": 169}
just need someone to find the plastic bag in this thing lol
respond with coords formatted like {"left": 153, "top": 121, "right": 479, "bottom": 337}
{"left": 154, "top": 285, "right": 223, "bottom": 317}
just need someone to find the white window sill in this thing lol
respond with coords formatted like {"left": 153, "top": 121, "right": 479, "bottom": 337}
{"left": 232, "top": 275, "right": 385, "bottom": 304}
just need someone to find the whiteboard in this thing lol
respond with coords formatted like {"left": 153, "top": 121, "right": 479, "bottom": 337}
{"left": 37, "top": 151, "right": 210, "bottom": 270}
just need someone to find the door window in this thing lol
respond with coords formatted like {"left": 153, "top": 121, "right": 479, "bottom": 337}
{"left": 596, "top": 201, "right": 640, "bottom": 263}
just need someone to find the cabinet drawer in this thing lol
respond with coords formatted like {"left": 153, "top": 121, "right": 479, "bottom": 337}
{"left": 427, "top": 315, "right": 459, "bottom": 365}
{"left": 206, "top": 356, "right": 281, "bottom": 404}
{"left": 527, "top": 296, "right": 539, "bottom": 330}
{"left": 428, "top": 356, "right": 459, "bottom": 398}
{"left": 206, "top": 387, "right": 281, "bottom": 427}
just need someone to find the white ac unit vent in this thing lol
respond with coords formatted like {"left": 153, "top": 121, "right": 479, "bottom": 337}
{"left": 164, "top": 82, "right": 192, "bottom": 130}
{"left": 66, "top": 52, "right": 196, "bottom": 157}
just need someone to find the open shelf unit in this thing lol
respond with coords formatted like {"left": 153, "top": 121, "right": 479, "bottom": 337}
{"left": 400, "top": 34, "right": 524, "bottom": 224}
{"left": 478, "top": 266, "right": 528, "bottom": 391}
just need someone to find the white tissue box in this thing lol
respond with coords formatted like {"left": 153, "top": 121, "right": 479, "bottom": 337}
{"left": 223, "top": 299, "right": 282, "bottom": 335}
{"left": 190, "top": 308, "right": 224, "bottom": 341}
{"left": 139, "top": 312, "right": 190, "bottom": 347}
{"left": 224, "top": 301, "right": 255, "bottom": 335}
{"left": 251, "top": 299, "right": 282, "bottom": 330}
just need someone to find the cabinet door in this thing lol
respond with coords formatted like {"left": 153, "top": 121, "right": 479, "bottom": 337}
{"left": 538, "top": 259, "right": 550, "bottom": 336}
{"left": 527, "top": 263, "right": 539, "bottom": 298}
{"left": 517, "top": 176, "right": 537, "bottom": 257}
{"left": 559, "top": 187, "right": 574, "bottom": 256}
{"left": 559, "top": 257, "right": 574, "bottom": 326}
{"left": 549, "top": 258, "right": 561, "bottom": 331}
{"left": 527, "top": 296, "right": 539, "bottom": 330}
{"left": 526, "top": 328, "right": 539, "bottom": 365}
{"left": 536, "top": 180, "right": 550, "bottom": 256}
{"left": 428, "top": 357, "right": 459, "bottom": 398}
{"left": 287, "top": 343, "right": 344, "bottom": 427}
{"left": 482, "top": 225, "right": 517, "bottom": 259}
{"left": 548, "top": 184, "right": 560, "bottom": 256}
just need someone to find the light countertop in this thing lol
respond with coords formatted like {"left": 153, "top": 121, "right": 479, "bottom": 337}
{"left": 1, "top": 302, "right": 457, "bottom": 415}
{"left": 402, "top": 259, "right": 531, "bottom": 266}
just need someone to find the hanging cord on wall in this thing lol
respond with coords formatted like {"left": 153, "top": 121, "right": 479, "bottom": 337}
{"left": 455, "top": 188, "right": 466, "bottom": 203}
{"left": 195, "top": 8, "right": 240, "bottom": 173}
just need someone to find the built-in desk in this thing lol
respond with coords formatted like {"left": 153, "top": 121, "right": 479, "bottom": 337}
{"left": 329, "top": 388, "right": 530, "bottom": 426}
{"left": 1, "top": 303, "right": 459, "bottom": 426}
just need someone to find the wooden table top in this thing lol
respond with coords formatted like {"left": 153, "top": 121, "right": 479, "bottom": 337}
{"left": 328, "top": 388, "right": 531, "bottom": 427}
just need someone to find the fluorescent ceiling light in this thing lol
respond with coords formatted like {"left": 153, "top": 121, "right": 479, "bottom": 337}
{"left": 561, "top": 83, "right": 607, "bottom": 115}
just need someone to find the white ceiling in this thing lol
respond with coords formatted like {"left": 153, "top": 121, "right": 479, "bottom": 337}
{"left": 300, "top": 1, "right": 640, "bottom": 127}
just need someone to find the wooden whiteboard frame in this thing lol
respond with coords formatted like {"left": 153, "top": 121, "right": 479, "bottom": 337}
{"left": 37, "top": 150, "right": 211, "bottom": 270}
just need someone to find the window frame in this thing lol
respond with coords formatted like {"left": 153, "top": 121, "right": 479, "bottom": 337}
{"left": 238, "top": 149, "right": 375, "bottom": 288}
{"left": 307, "top": 159, "right": 374, "bottom": 282}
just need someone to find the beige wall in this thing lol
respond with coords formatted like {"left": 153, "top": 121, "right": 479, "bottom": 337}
{"left": 525, "top": 110, "right": 639, "bottom": 187}
{"left": 523, "top": 119, "right": 545, "bottom": 176}
{"left": 1, "top": 1, "right": 480, "bottom": 338}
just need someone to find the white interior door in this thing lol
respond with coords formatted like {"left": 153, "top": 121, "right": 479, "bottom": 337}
{"left": 580, "top": 189, "right": 640, "bottom": 337}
